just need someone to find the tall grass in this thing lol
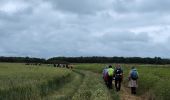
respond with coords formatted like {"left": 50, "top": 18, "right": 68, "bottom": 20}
{"left": 1, "top": 63, "right": 170, "bottom": 100}
{"left": 43, "top": 70, "right": 85, "bottom": 100}
{"left": 75, "top": 63, "right": 170, "bottom": 100}
{"left": 72, "top": 70, "right": 119, "bottom": 100}
{"left": 0, "top": 63, "right": 72, "bottom": 100}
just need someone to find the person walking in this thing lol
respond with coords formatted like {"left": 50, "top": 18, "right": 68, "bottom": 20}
{"left": 128, "top": 67, "right": 139, "bottom": 94}
{"left": 114, "top": 64, "right": 123, "bottom": 91}
{"left": 102, "top": 66, "right": 108, "bottom": 86}
{"left": 107, "top": 65, "right": 114, "bottom": 89}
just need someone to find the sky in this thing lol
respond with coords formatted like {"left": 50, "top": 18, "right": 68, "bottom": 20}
{"left": 0, "top": 0, "right": 170, "bottom": 58}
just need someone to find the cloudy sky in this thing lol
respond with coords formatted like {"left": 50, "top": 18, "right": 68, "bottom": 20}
{"left": 0, "top": 0, "right": 170, "bottom": 58}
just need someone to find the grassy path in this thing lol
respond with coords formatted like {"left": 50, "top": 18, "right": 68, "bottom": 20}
{"left": 73, "top": 69, "right": 144, "bottom": 100}
{"left": 44, "top": 69, "right": 118, "bottom": 100}
{"left": 120, "top": 84, "right": 142, "bottom": 100}
{"left": 44, "top": 69, "right": 144, "bottom": 100}
{"left": 72, "top": 70, "right": 117, "bottom": 100}
{"left": 43, "top": 70, "right": 85, "bottom": 100}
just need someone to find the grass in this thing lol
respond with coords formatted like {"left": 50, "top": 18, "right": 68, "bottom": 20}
{"left": 0, "top": 63, "right": 118, "bottom": 100}
{"left": 74, "top": 63, "right": 170, "bottom": 100}
{"left": 72, "top": 70, "right": 119, "bottom": 100}
{"left": 137, "top": 66, "right": 170, "bottom": 100}
{"left": 1, "top": 63, "right": 170, "bottom": 100}
{"left": 44, "top": 69, "right": 119, "bottom": 100}
{"left": 0, "top": 63, "right": 72, "bottom": 100}
{"left": 43, "top": 70, "right": 85, "bottom": 100}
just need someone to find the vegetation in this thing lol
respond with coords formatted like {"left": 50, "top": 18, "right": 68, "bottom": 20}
{"left": 0, "top": 57, "right": 46, "bottom": 63}
{"left": 0, "top": 63, "right": 170, "bottom": 100}
{"left": 74, "top": 63, "right": 170, "bottom": 100}
{"left": 48, "top": 56, "right": 170, "bottom": 64}
{"left": 0, "top": 63, "right": 72, "bottom": 100}
{"left": 0, "top": 63, "right": 118, "bottom": 100}
{"left": 1, "top": 56, "right": 170, "bottom": 64}
{"left": 72, "top": 70, "right": 119, "bottom": 100}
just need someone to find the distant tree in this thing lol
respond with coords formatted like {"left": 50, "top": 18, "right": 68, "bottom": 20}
{"left": 1, "top": 56, "right": 170, "bottom": 64}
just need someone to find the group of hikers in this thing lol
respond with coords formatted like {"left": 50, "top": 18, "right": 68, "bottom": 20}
{"left": 102, "top": 64, "right": 139, "bottom": 94}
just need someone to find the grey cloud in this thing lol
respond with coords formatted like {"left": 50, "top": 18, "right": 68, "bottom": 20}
{"left": 93, "top": 31, "right": 153, "bottom": 56}
{"left": 113, "top": 0, "right": 170, "bottom": 13}
{"left": 46, "top": 0, "right": 112, "bottom": 14}
{"left": 99, "top": 31, "right": 150, "bottom": 43}
{"left": 0, "top": 0, "right": 170, "bottom": 58}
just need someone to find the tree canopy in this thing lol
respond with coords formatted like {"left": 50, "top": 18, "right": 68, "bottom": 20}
{"left": 0, "top": 56, "right": 170, "bottom": 64}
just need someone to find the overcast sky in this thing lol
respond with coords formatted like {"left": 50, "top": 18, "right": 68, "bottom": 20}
{"left": 0, "top": 0, "right": 170, "bottom": 58}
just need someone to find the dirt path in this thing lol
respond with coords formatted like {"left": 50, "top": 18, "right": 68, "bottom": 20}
{"left": 94, "top": 71, "right": 142, "bottom": 100}
{"left": 120, "top": 85, "right": 142, "bottom": 100}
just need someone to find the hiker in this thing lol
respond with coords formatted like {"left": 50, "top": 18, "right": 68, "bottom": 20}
{"left": 102, "top": 66, "right": 108, "bottom": 86}
{"left": 114, "top": 64, "right": 123, "bottom": 91}
{"left": 53, "top": 64, "right": 56, "bottom": 67}
{"left": 128, "top": 67, "right": 139, "bottom": 94}
{"left": 107, "top": 65, "right": 114, "bottom": 89}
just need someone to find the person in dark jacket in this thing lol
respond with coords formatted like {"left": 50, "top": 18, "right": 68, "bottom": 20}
{"left": 114, "top": 64, "right": 123, "bottom": 91}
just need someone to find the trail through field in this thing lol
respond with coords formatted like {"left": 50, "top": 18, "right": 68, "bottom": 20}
{"left": 44, "top": 69, "right": 143, "bottom": 100}
{"left": 45, "top": 69, "right": 117, "bottom": 100}
{"left": 120, "top": 85, "right": 142, "bottom": 100}
{"left": 81, "top": 70, "right": 142, "bottom": 100}
{"left": 43, "top": 70, "right": 85, "bottom": 100}
{"left": 80, "top": 70, "right": 142, "bottom": 100}
{"left": 72, "top": 70, "right": 116, "bottom": 100}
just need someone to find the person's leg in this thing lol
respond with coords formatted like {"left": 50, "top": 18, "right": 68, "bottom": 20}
{"left": 132, "top": 87, "right": 136, "bottom": 94}
{"left": 105, "top": 76, "right": 109, "bottom": 87}
{"left": 131, "top": 87, "right": 133, "bottom": 94}
{"left": 115, "top": 79, "right": 117, "bottom": 90}
{"left": 134, "top": 87, "right": 136, "bottom": 94}
{"left": 106, "top": 78, "right": 109, "bottom": 87}
{"left": 108, "top": 76, "right": 112, "bottom": 89}
{"left": 107, "top": 77, "right": 110, "bottom": 88}
{"left": 110, "top": 76, "right": 113, "bottom": 89}
{"left": 118, "top": 80, "right": 121, "bottom": 91}
{"left": 115, "top": 78, "right": 119, "bottom": 91}
{"left": 104, "top": 80, "right": 107, "bottom": 85}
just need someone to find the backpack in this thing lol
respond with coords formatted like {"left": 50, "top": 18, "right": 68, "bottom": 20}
{"left": 115, "top": 68, "right": 122, "bottom": 76}
{"left": 108, "top": 68, "right": 114, "bottom": 76}
{"left": 130, "top": 70, "right": 138, "bottom": 80}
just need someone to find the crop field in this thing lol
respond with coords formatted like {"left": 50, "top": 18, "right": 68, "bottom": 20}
{"left": 75, "top": 64, "right": 170, "bottom": 100}
{"left": 0, "top": 63, "right": 72, "bottom": 100}
{"left": 0, "top": 63, "right": 170, "bottom": 100}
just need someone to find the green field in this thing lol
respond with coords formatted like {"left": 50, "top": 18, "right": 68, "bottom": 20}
{"left": 75, "top": 64, "right": 170, "bottom": 100}
{"left": 0, "top": 63, "right": 170, "bottom": 100}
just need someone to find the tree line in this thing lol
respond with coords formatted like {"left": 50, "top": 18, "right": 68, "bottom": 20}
{"left": 0, "top": 56, "right": 170, "bottom": 64}
{"left": 0, "top": 57, "right": 46, "bottom": 63}
{"left": 48, "top": 56, "right": 170, "bottom": 64}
